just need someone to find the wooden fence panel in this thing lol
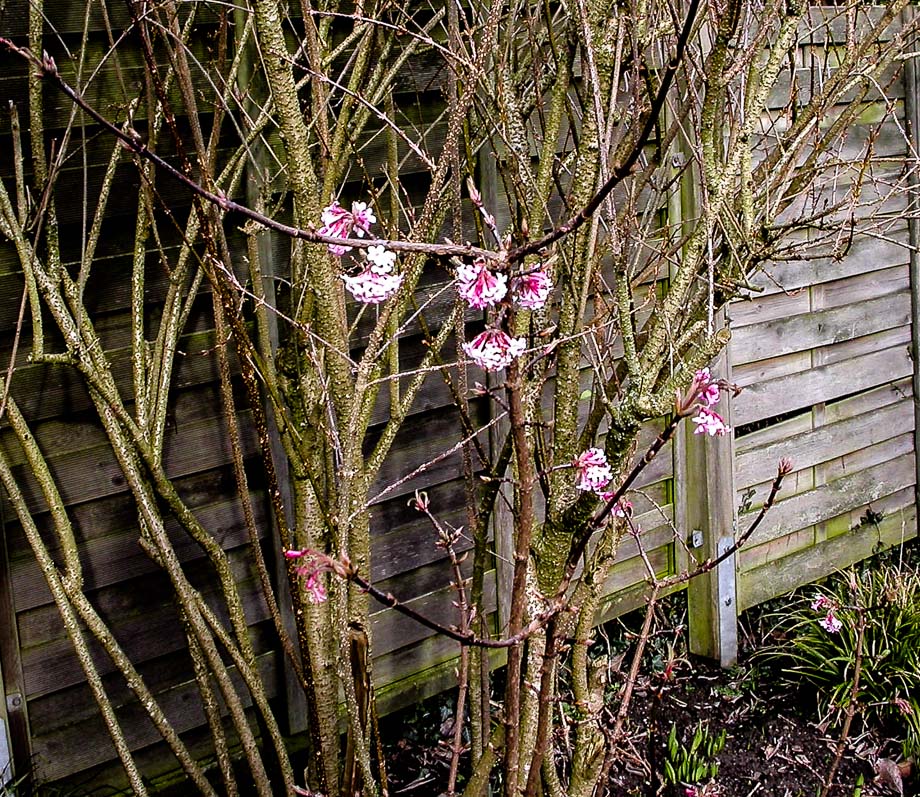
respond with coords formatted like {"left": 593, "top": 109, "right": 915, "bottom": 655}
{"left": 722, "top": 22, "right": 919, "bottom": 621}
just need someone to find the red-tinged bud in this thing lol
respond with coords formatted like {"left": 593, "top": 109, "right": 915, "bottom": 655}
{"left": 409, "top": 490, "right": 429, "bottom": 512}
{"left": 466, "top": 177, "right": 482, "bottom": 205}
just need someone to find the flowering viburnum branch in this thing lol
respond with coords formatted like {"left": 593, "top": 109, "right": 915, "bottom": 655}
{"left": 287, "top": 549, "right": 560, "bottom": 650}
{"left": 287, "top": 450, "right": 790, "bottom": 654}
{"left": 685, "top": 368, "right": 731, "bottom": 437}
{"left": 1, "top": 37, "right": 563, "bottom": 381}
{"left": 0, "top": 39, "right": 499, "bottom": 263}
{"left": 319, "top": 200, "right": 377, "bottom": 255}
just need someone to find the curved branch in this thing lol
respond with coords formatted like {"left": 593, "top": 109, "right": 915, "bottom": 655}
{"left": 506, "top": 0, "right": 702, "bottom": 263}
{"left": 0, "top": 38, "right": 501, "bottom": 263}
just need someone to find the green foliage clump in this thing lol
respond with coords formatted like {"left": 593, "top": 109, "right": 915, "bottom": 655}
{"left": 768, "top": 562, "right": 920, "bottom": 757}
{"left": 663, "top": 721, "right": 726, "bottom": 787}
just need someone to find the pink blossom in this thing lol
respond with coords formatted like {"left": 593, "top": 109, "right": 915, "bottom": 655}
{"left": 350, "top": 201, "right": 376, "bottom": 234}
{"left": 819, "top": 611, "right": 842, "bottom": 634}
{"left": 893, "top": 696, "right": 913, "bottom": 716}
{"left": 811, "top": 594, "right": 833, "bottom": 612}
{"left": 366, "top": 244, "right": 396, "bottom": 269}
{"left": 342, "top": 248, "right": 403, "bottom": 303}
{"left": 462, "top": 328, "right": 526, "bottom": 371}
{"left": 283, "top": 549, "right": 330, "bottom": 604}
{"left": 692, "top": 407, "right": 731, "bottom": 437}
{"left": 318, "top": 200, "right": 377, "bottom": 255}
{"left": 456, "top": 260, "right": 508, "bottom": 309}
{"left": 512, "top": 268, "right": 553, "bottom": 309}
{"left": 694, "top": 367, "right": 721, "bottom": 407}
{"left": 574, "top": 448, "right": 613, "bottom": 493}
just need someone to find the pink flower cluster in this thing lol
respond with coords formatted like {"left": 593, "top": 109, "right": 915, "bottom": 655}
{"left": 511, "top": 269, "right": 553, "bottom": 309}
{"left": 342, "top": 245, "right": 403, "bottom": 304}
{"left": 462, "top": 329, "right": 526, "bottom": 372}
{"left": 455, "top": 261, "right": 552, "bottom": 372}
{"left": 690, "top": 368, "right": 730, "bottom": 437}
{"left": 811, "top": 594, "right": 842, "bottom": 633}
{"left": 456, "top": 261, "right": 508, "bottom": 310}
{"left": 455, "top": 260, "right": 553, "bottom": 312}
{"left": 574, "top": 447, "right": 613, "bottom": 493}
{"left": 319, "top": 200, "right": 376, "bottom": 255}
{"left": 284, "top": 549, "right": 330, "bottom": 604}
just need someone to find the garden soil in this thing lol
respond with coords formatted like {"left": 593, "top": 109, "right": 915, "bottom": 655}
{"left": 382, "top": 657, "right": 915, "bottom": 797}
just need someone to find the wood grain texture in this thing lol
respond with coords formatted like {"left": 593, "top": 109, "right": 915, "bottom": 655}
{"left": 739, "top": 503, "right": 917, "bottom": 611}
{"left": 731, "top": 291, "right": 910, "bottom": 364}
{"left": 740, "top": 450, "right": 914, "bottom": 548}
{"left": 733, "top": 343, "right": 912, "bottom": 426}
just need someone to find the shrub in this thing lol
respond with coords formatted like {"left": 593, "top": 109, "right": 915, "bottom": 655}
{"left": 767, "top": 562, "right": 920, "bottom": 757}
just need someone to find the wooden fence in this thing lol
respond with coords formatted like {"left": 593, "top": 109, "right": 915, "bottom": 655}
{"left": 0, "top": 3, "right": 918, "bottom": 792}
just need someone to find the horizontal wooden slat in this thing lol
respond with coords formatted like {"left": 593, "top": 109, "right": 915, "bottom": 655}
{"left": 27, "top": 620, "right": 278, "bottom": 738}
{"left": 368, "top": 401, "right": 490, "bottom": 502}
{"left": 742, "top": 450, "right": 914, "bottom": 548}
{"left": 732, "top": 290, "right": 910, "bottom": 364}
{"left": 10, "top": 492, "right": 269, "bottom": 613}
{"left": 733, "top": 343, "right": 912, "bottom": 426}
{"left": 601, "top": 546, "right": 670, "bottom": 599}
{"left": 0, "top": 411, "right": 258, "bottom": 517}
{"left": 729, "top": 259, "right": 911, "bottom": 329}
{"left": 735, "top": 396, "right": 914, "bottom": 489}
{"left": 741, "top": 428, "right": 913, "bottom": 524}
{"left": 740, "top": 480, "right": 917, "bottom": 573}
{"left": 739, "top": 502, "right": 917, "bottom": 611}
{"left": 4, "top": 463, "right": 246, "bottom": 560}
{"left": 20, "top": 564, "right": 269, "bottom": 698}
{"left": 814, "top": 324, "right": 911, "bottom": 367}
{"left": 822, "top": 376, "right": 913, "bottom": 424}
{"left": 31, "top": 650, "right": 279, "bottom": 782}
{"left": 745, "top": 228, "right": 909, "bottom": 296}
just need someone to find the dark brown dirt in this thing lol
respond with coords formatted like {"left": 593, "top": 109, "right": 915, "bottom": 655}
{"left": 382, "top": 657, "right": 917, "bottom": 797}
{"left": 609, "top": 657, "right": 903, "bottom": 797}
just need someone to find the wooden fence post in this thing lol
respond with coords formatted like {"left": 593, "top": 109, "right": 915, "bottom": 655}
{"left": 665, "top": 82, "right": 739, "bottom": 665}
{"left": 682, "top": 330, "right": 739, "bottom": 667}
{"left": 0, "top": 503, "right": 31, "bottom": 783}
{"left": 902, "top": 6, "right": 920, "bottom": 510}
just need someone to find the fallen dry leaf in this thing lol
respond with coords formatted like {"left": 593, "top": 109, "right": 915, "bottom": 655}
{"left": 876, "top": 757, "right": 904, "bottom": 796}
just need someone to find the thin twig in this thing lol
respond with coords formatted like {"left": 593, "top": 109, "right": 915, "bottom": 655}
{"left": 819, "top": 608, "right": 867, "bottom": 797}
